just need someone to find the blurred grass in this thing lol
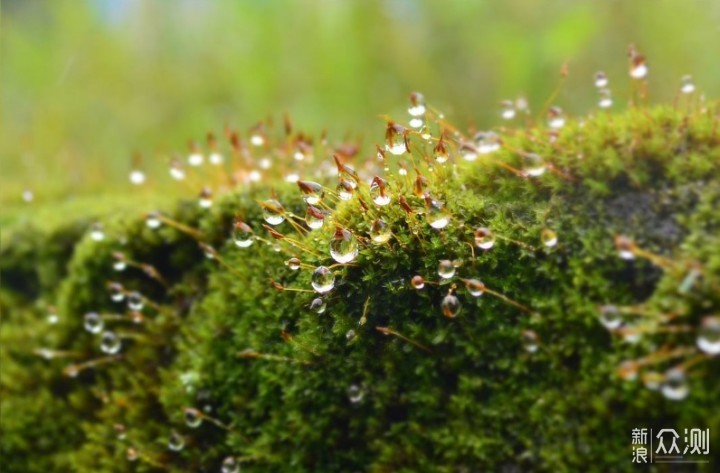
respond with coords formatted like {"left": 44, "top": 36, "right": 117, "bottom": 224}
{"left": 2, "top": 0, "right": 720, "bottom": 219}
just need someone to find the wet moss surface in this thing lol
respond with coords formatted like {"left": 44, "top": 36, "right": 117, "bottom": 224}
{"left": 2, "top": 105, "right": 719, "bottom": 472}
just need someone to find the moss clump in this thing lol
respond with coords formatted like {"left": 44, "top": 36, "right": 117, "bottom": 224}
{"left": 2, "top": 105, "right": 719, "bottom": 472}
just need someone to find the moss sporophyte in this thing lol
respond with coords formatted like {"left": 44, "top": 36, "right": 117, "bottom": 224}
{"left": 3, "top": 49, "right": 720, "bottom": 472}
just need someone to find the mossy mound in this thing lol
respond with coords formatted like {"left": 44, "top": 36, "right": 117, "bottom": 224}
{"left": 2, "top": 105, "right": 719, "bottom": 472}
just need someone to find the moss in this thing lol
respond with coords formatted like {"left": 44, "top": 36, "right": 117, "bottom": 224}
{"left": 2, "top": 105, "right": 719, "bottom": 472}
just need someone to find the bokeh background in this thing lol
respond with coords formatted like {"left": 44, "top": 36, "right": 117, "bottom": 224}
{"left": 2, "top": 0, "right": 720, "bottom": 216}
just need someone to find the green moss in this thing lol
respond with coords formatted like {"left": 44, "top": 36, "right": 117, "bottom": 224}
{"left": 2, "top": 105, "right": 719, "bottom": 472}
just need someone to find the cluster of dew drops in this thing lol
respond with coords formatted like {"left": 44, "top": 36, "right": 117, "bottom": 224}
{"left": 33, "top": 45, "right": 718, "bottom": 471}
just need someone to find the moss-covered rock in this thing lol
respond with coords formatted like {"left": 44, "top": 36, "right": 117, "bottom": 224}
{"left": 2, "top": 105, "right": 719, "bottom": 472}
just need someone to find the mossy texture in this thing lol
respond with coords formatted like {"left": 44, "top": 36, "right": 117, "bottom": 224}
{"left": 2, "top": 106, "right": 719, "bottom": 472}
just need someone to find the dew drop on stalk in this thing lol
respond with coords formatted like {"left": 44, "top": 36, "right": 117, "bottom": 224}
{"left": 594, "top": 71, "right": 608, "bottom": 88}
{"left": 598, "top": 305, "right": 624, "bottom": 330}
{"left": 114, "top": 423, "right": 127, "bottom": 440}
{"left": 500, "top": 100, "right": 516, "bottom": 120}
{"left": 22, "top": 189, "right": 34, "bottom": 203}
{"left": 420, "top": 125, "right": 432, "bottom": 140}
{"left": 250, "top": 133, "right": 265, "bottom": 147}
{"left": 297, "top": 180, "right": 324, "bottom": 205}
{"left": 336, "top": 179, "right": 354, "bottom": 201}
{"left": 198, "top": 187, "right": 213, "bottom": 208}
{"left": 129, "top": 170, "right": 146, "bottom": 185}
{"left": 311, "top": 266, "right": 335, "bottom": 294}
{"left": 100, "top": 331, "right": 122, "bottom": 354}
{"left": 661, "top": 368, "right": 689, "bottom": 401}
{"left": 369, "top": 177, "right": 391, "bottom": 206}
{"left": 459, "top": 143, "right": 478, "bottom": 162}
{"left": 126, "top": 448, "right": 139, "bottom": 462}
{"left": 425, "top": 197, "right": 450, "bottom": 229}
{"left": 629, "top": 54, "right": 648, "bottom": 79}
{"left": 47, "top": 307, "right": 59, "bottom": 324}
{"left": 437, "top": 260, "right": 456, "bottom": 279}
{"left": 84, "top": 312, "right": 104, "bottom": 334}
{"left": 347, "top": 384, "right": 365, "bottom": 404}
{"left": 598, "top": 88, "right": 613, "bottom": 109}
{"left": 680, "top": 75, "right": 695, "bottom": 94}
{"left": 286, "top": 257, "right": 301, "bottom": 270}
{"left": 127, "top": 291, "right": 144, "bottom": 311}
{"left": 434, "top": 137, "right": 449, "bottom": 164}
{"left": 346, "top": 329, "right": 356, "bottom": 341}
{"left": 409, "top": 117, "right": 424, "bottom": 129}
{"left": 209, "top": 152, "right": 224, "bottom": 165}
{"left": 408, "top": 91, "right": 426, "bottom": 117}
{"left": 522, "top": 330, "right": 539, "bottom": 353}
{"left": 184, "top": 407, "right": 203, "bottom": 428}
{"left": 262, "top": 199, "right": 286, "bottom": 225}
{"left": 330, "top": 228, "right": 358, "bottom": 264}
{"left": 547, "top": 107, "right": 565, "bottom": 129}
{"left": 112, "top": 252, "right": 127, "bottom": 271}
{"left": 221, "top": 456, "right": 240, "bottom": 473}
{"left": 168, "top": 431, "right": 185, "bottom": 452}
{"left": 305, "top": 205, "right": 325, "bottom": 230}
{"left": 90, "top": 223, "right": 105, "bottom": 241}
{"left": 541, "top": 228, "right": 558, "bottom": 247}
{"left": 169, "top": 160, "right": 186, "bottom": 180}
{"left": 188, "top": 151, "right": 204, "bottom": 167}
{"left": 522, "top": 153, "right": 546, "bottom": 177}
{"left": 310, "top": 297, "right": 326, "bottom": 314}
{"left": 618, "top": 360, "right": 638, "bottom": 381}
{"left": 369, "top": 218, "right": 391, "bottom": 244}
{"left": 474, "top": 227, "right": 496, "bottom": 250}
{"left": 441, "top": 293, "right": 461, "bottom": 318}
{"left": 614, "top": 235, "right": 636, "bottom": 260}
{"left": 146, "top": 211, "right": 162, "bottom": 229}
{"left": 411, "top": 275, "right": 425, "bottom": 290}
{"left": 474, "top": 131, "right": 501, "bottom": 154}
{"left": 642, "top": 372, "right": 662, "bottom": 391}
{"left": 108, "top": 282, "right": 125, "bottom": 302}
{"left": 385, "top": 137, "right": 407, "bottom": 156}
{"left": 232, "top": 221, "right": 254, "bottom": 248}
{"left": 463, "top": 279, "right": 485, "bottom": 297}
{"left": 697, "top": 316, "right": 720, "bottom": 355}
{"left": 64, "top": 364, "right": 80, "bottom": 378}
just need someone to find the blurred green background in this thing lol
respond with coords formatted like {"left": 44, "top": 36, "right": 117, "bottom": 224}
{"left": 2, "top": 0, "right": 720, "bottom": 213}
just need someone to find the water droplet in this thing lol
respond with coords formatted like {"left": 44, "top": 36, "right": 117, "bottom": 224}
{"left": 622, "top": 324, "right": 642, "bottom": 344}
{"left": 114, "top": 423, "right": 127, "bottom": 440}
{"left": 129, "top": 170, "right": 146, "bottom": 185}
{"left": 541, "top": 228, "right": 558, "bottom": 247}
{"left": 127, "top": 291, "right": 144, "bottom": 311}
{"left": 250, "top": 133, "right": 265, "bottom": 147}
{"left": 411, "top": 275, "right": 425, "bottom": 290}
{"left": 310, "top": 297, "right": 326, "bottom": 314}
{"left": 336, "top": 179, "right": 354, "bottom": 201}
{"left": 112, "top": 252, "right": 127, "bottom": 271}
{"left": 408, "top": 91, "right": 426, "bottom": 117}
{"left": 385, "top": 139, "right": 407, "bottom": 156}
{"left": 419, "top": 125, "right": 432, "bottom": 140}
{"left": 522, "top": 330, "right": 539, "bottom": 353}
{"left": 594, "top": 71, "right": 608, "bottom": 88}
{"left": 441, "top": 293, "right": 461, "bottom": 318}
{"left": 618, "top": 360, "right": 638, "bottom": 381}
{"left": 297, "top": 180, "right": 324, "bottom": 205}
{"left": 232, "top": 221, "right": 254, "bottom": 248}
{"left": 547, "top": 107, "right": 565, "bottom": 129}
{"left": 262, "top": 199, "right": 286, "bottom": 225}
{"left": 370, "top": 177, "right": 391, "bottom": 206}
{"left": 221, "top": 456, "right": 240, "bottom": 473}
{"left": 473, "top": 131, "right": 501, "bottom": 154}
{"left": 145, "top": 211, "right": 162, "bottom": 229}
{"left": 188, "top": 152, "right": 204, "bottom": 166}
{"left": 126, "top": 447, "right": 139, "bottom": 462}
{"left": 84, "top": 312, "right": 104, "bottom": 334}
{"left": 22, "top": 189, "right": 34, "bottom": 202}
{"left": 90, "top": 223, "right": 105, "bottom": 241}
{"left": 409, "top": 117, "right": 424, "bottom": 129}
{"left": 425, "top": 198, "right": 450, "bottom": 229}
{"left": 330, "top": 228, "right": 359, "bottom": 264}
{"left": 100, "top": 331, "right": 122, "bottom": 354}
{"left": 347, "top": 384, "right": 365, "bottom": 404}
{"left": 500, "top": 100, "right": 516, "bottom": 120}
{"left": 598, "top": 305, "right": 623, "bottom": 330}
{"left": 305, "top": 206, "right": 325, "bottom": 230}
{"left": 369, "top": 218, "right": 392, "bottom": 244}
{"left": 474, "top": 227, "right": 496, "bottom": 250}
{"left": 521, "top": 153, "right": 546, "bottom": 177}
{"left": 598, "top": 88, "right": 613, "bottom": 109}
{"left": 198, "top": 187, "right": 213, "bottom": 208}
{"left": 463, "top": 279, "right": 485, "bottom": 297}
{"left": 642, "top": 372, "right": 662, "bottom": 391}
{"left": 434, "top": 137, "right": 449, "bottom": 163}
{"left": 47, "top": 307, "right": 59, "bottom": 324}
{"left": 184, "top": 407, "right": 203, "bottom": 428}
{"left": 64, "top": 364, "right": 80, "bottom": 378}
{"left": 168, "top": 431, "right": 185, "bottom": 451}
{"left": 311, "top": 266, "right": 335, "bottom": 294}
{"left": 614, "top": 235, "right": 636, "bottom": 260}
{"left": 286, "top": 257, "right": 302, "bottom": 270}
{"left": 346, "top": 329, "right": 357, "bottom": 341}
{"left": 661, "top": 368, "right": 689, "bottom": 401}
{"left": 108, "top": 282, "right": 125, "bottom": 302}
{"left": 680, "top": 75, "right": 695, "bottom": 94}
{"left": 697, "top": 316, "right": 720, "bottom": 355}
{"left": 629, "top": 54, "right": 648, "bottom": 79}
{"left": 437, "top": 260, "right": 456, "bottom": 279}
{"left": 460, "top": 143, "right": 478, "bottom": 162}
